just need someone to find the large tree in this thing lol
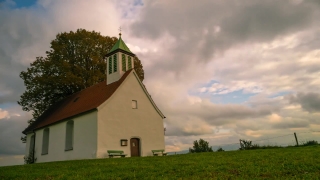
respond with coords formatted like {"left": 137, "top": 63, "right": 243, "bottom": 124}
{"left": 18, "top": 29, "right": 144, "bottom": 129}
{"left": 189, "top": 139, "right": 213, "bottom": 153}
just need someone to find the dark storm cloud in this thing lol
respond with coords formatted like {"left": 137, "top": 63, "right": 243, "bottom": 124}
{"left": 0, "top": 116, "right": 28, "bottom": 155}
{"left": 0, "top": 7, "right": 49, "bottom": 105}
{"left": 289, "top": 92, "right": 320, "bottom": 113}
{"left": 131, "top": 0, "right": 318, "bottom": 63}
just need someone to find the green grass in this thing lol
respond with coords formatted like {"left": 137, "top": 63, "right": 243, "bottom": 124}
{"left": 1, "top": 146, "right": 320, "bottom": 179}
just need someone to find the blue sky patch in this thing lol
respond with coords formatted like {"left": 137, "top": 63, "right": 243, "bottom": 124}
{"left": 133, "top": 0, "right": 144, "bottom": 6}
{"left": 1, "top": 0, "right": 37, "bottom": 8}
{"left": 209, "top": 90, "right": 257, "bottom": 104}
{"left": 268, "top": 91, "right": 292, "bottom": 98}
{"left": 0, "top": 102, "right": 17, "bottom": 109}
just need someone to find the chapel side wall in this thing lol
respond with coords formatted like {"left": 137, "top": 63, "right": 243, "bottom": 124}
{"left": 97, "top": 72, "right": 165, "bottom": 158}
{"left": 33, "top": 111, "right": 97, "bottom": 163}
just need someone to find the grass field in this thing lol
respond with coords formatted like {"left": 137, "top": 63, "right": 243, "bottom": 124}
{"left": 0, "top": 146, "right": 319, "bottom": 179}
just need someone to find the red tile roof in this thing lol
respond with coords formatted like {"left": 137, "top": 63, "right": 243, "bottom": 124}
{"left": 23, "top": 70, "right": 133, "bottom": 134}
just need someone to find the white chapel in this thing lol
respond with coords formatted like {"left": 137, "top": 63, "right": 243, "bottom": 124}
{"left": 22, "top": 33, "right": 166, "bottom": 163}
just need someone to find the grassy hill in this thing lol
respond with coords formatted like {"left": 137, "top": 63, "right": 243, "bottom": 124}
{"left": 0, "top": 146, "right": 319, "bottom": 179}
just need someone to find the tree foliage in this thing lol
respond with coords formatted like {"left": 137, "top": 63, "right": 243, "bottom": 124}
{"left": 189, "top": 139, "right": 213, "bottom": 153}
{"left": 134, "top": 56, "right": 144, "bottom": 82}
{"left": 18, "top": 29, "right": 144, "bottom": 126}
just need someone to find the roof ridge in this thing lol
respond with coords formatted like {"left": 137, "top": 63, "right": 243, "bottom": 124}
{"left": 62, "top": 81, "right": 107, "bottom": 100}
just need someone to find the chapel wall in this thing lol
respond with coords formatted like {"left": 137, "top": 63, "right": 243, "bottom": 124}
{"left": 30, "top": 111, "right": 98, "bottom": 163}
{"left": 97, "top": 71, "right": 165, "bottom": 158}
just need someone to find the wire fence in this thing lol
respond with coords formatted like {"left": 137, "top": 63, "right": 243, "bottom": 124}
{"left": 167, "top": 130, "right": 320, "bottom": 155}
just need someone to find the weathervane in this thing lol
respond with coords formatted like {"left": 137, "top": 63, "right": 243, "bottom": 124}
{"left": 119, "top": 27, "right": 122, "bottom": 37}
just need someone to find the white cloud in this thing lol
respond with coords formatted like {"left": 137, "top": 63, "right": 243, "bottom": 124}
{"left": 0, "top": 109, "right": 9, "bottom": 120}
{"left": 268, "top": 113, "right": 282, "bottom": 123}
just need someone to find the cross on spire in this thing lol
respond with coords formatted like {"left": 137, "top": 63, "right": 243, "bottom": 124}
{"left": 119, "top": 27, "right": 122, "bottom": 37}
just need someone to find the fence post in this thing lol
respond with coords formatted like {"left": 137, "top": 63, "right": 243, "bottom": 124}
{"left": 294, "top": 132, "right": 299, "bottom": 146}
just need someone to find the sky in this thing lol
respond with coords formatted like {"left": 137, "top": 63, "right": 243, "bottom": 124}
{"left": 1, "top": 0, "right": 320, "bottom": 166}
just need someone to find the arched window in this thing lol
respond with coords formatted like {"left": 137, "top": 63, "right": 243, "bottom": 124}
{"left": 108, "top": 57, "right": 112, "bottom": 74}
{"left": 65, "top": 120, "right": 74, "bottom": 151}
{"left": 122, "top": 54, "right": 126, "bottom": 71}
{"left": 128, "top": 56, "right": 132, "bottom": 69}
{"left": 113, "top": 54, "right": 117, "bottom": 72}
{"left": 42, "top": 128, "right": 49, "bottom": 155}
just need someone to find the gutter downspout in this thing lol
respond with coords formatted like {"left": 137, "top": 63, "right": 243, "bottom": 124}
{"left": 32, "top": 130, "right": 36, "bottom": 163}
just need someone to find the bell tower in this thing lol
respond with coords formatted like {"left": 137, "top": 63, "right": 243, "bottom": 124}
{"left": 106, "top": 32, "right": 135, "bottom": 85}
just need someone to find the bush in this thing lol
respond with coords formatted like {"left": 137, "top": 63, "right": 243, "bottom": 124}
{"left": 258, "top": 145, "right": 282, "bottom": 149}
{"left": 239, "top": 139, "right": 283, "bottom": 150}
{"left": 216, "top": 147, "right": 225, "bottom": 152}
{"left": 189, "top": 139, "right": 213, "bottom": 153}
{"left": 24, "top": 150, "right": 36, "bottom": 164}
{"left": 239, "top": 139, "right": 252, "bottom": 150}
{"left": 302, "top": 140, "right": 318, "bottom": 146}
{"left": 239, "top": 139, "right": 260, "bottom": 150}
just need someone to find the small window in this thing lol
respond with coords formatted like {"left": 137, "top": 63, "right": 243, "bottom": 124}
{"left": 122, "top": 54, "right": 126, "bottom": 72}
{"left": 132, "top": 100, "right": 137, "bottom": 109}
{"left": 65, "top": 120, "right": 74, "bottom": 151}
{"left": 121, "top": 139, "right": 128, "bottom": 146}
{"left": 128, "top": 56, "right": 132, "bottom": 69}
{"left": 42, "top": 128, "right": 49, "bottom": 155}
{"left": 113, "top": 54, "right": 117, "bottom": 72}
{"left": 108, "top": 57, "right": 112, "bottom": 74}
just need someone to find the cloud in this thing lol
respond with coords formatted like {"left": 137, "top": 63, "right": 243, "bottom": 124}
{"left": 288, "top": 92, "right": 320, "bottom": 113}
{"left": 0, "top": 0, "right": 120, "bottom": 106}
{"left": 200, "top": 81, "right": 263, "bottom": 95}
{"left": 131, "top": 0, "right": 319, "bottom": 62}
{"left": 0, "top": 155, "right": 24, "bottom": 167}
{"left": 0, "top": 0, "right": 121, "bottom": 159}
{"left": 128, "top": 0, "right": 320, "bottom": 150}
{"left": 0, "top": 108, "right": 9, "bottom": 119}
{"left": 163, "top": 95, "right": 283, "bottom": 137}
{"left": 0, "top": 106, "right": 30, "bottom": 156}
{"left": 272, "top": 118, "right": 310, "bottom": 129}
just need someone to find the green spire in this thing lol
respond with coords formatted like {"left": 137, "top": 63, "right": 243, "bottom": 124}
{"left": 108, "top": 33, "right": 132, "bottom": 54}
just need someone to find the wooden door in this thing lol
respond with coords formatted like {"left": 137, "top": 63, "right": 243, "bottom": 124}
{"left": 130, "top": 138, "right": 140, "bottom": 157}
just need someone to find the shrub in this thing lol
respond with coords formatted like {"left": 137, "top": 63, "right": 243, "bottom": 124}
{"left": 24, "top": 150, "right": 36, "bottom": 164}
{"left": 239, "top": 139, "right": 260, "bottom": 150}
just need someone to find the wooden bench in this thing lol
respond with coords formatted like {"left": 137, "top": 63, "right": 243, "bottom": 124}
{"left": 107, "top": 150, "right": 127, "bottom": 158}
{"left": 152, "top": 149, "right": 167, "bottom": 156}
